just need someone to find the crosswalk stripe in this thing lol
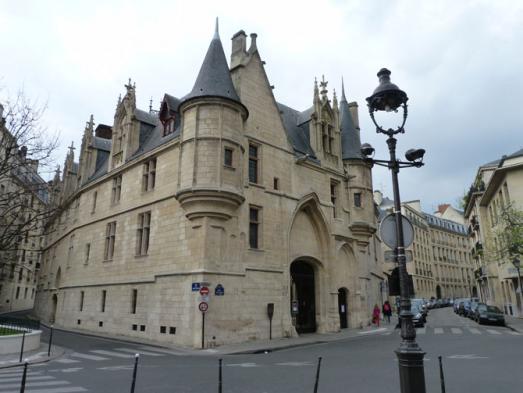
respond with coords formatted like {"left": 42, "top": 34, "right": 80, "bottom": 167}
{"left": 434, "top": 328, "right": 444, "bottom": 334}
{"left": 70, "top": 352, "right": 108, "bottom": 361}
{"left": 115, "top": 348, "right": 165, "bottom": 357}
{"left": 468, "top": 328, "right": 481, "bottom": 334}
{"left": 0, "top": 380, "right": 69, "bottom": 389}
{"left": 139, "top": 346, "right": 184, "bottom": 355}
{"left": 0, "top": 376, "right": 53, "bottom": 383}
{"left": 1, "top": 387, "right": 87, "bottom": 393}
{"left": 54, "top": 358, "right": 81, "bottom": 364}
{"left": 90, "top": 350, "right": 132, "bottom": 358}
{"left": 0, "top": 372, "right": 41, "bottom": 378}
{"left": 451, "top": 328, "right": 462, "bottom": 334}
{"left": 486, "top": 329, "right": 501, "bottom": 335}
{"left": 416, "top": 328, "right": 426, "bottom": 334}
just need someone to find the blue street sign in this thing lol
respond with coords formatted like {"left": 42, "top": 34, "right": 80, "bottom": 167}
{"left": 215, "top": 284, "right": 224, "bottom": 296}
{"left": 192, "top": 282, "right": 201, "bottom": 292}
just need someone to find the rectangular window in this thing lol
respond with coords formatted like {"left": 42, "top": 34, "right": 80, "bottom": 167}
{"left": 80, "top": 291, "right": 84, "bottom": 311}
{"left": 131, "top": 289, "right": 138, "bottom": 314}
{"left": 273, "top": 177, "right": 279, "bottom": 190}
{"left": 101, "top": 290, "right": 106, "bottom": 312}
{"left": 136, "top": 212, "right": 151, "bottom": 256}
{"left": 24, "top": 287, "right": 28, "bottom": 299}
{"left": 16, "top": 286, "right": 20, "bottom": 299}
{"left": 142, "top": 158, "right": 157, "bottom": 192}
{"left": 85, "top": 243, "right": 91, "bottom": 265}
{"left": 248, "top": 144, "right": 259, "bottom": 184}
{"left": 249, "top": 206, "right": 261, "bottom": 249}
{"left": 104, "top": 222, "right": 117, "bottom": 260}
{"left": 330, "top": 181, "right": 339, "bottom": 217}
{"left": 224, "top": 147, "right": 233, "bottom": 167}
{"left": 354, "top": 192, "right": 362, "bottom": 207}
{"left": 92, "top": 191, "right": 98, "bottom": 213}
{"left": 111, "top": 175, "right": 122, "bottom": 204}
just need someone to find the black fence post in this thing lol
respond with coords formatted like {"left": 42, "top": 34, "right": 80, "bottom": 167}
{"left": 20, "top": 361, "right": 28, "bottom": 393}
{"left": 313, "top": 357, "right": 322, "bottom": 393}
{"left": 130, "top": 354, "right": 139, "bottom": 393}
{"left": 218, "top": 358, "right": 223, "bottom": 393}
{"left": 47, "top": 325, "right": 54, "bottom": 357}
{"left": 438, "top": 356, "right": 446, "bottom": 393}
{"left": 19, "top": 331, "right": 26, "bottom": 363}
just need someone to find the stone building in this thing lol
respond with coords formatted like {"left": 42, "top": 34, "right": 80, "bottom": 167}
{"left": 0, "top": 103, "right": 49, "bottom": 312}
{"left": 464, "top": 148, "right": 523, "bottom": 316}
{"left": 376, "top": 192, "right": 473, "bottom": 299}
{"left": 34, "top": 25, "right": 385, "bottom": 348}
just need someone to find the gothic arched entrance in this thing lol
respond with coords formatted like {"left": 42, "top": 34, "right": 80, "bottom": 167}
{"left": 51, "top": 294, "right": 58, "bottom": 323}
{"left": 290, "top": 260, "right": 316, "bottom": 334}
{"left": 338, "top": 288, "right": 348, "bottom": 329}
{"left": 436, "top": 285, "right": 442, "bottom": 299}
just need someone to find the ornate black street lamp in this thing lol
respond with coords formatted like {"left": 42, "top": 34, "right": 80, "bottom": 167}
{"left": 362, "top": 68, "right": 426, "bottom": 393}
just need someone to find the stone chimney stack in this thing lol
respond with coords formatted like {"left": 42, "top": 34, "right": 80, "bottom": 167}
{"left": 231, "top": 30, "right": 247, "bottom": 67}
{"left": 248, "top": 33, "right": 257, "bottom": 53}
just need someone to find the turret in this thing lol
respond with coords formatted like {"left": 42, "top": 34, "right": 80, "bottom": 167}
{"left": 77, "top": 115, "right": 94, "bottom": 185}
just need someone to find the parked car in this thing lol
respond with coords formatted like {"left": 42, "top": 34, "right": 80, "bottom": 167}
{"left": 468, "top": 301, "right": 480, "bottom": 318}
{"left": 411, "top": 298, "right": 428, "bottom": 322}
{"left": 411, "top": 304, "right": 425, "bottom": 327}
{"left": 453, "top": 298, "right": 464, "bottom": 313}
{"left": 474, "top": 304, "right": 505, "bottom": 325}
{"left": 458, "top": 300, "right": 471, "bottom": 316}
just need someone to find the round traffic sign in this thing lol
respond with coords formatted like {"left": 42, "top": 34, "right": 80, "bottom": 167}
{"left": 199, "top": 286, "right": 209, "bottom": 296}
{"left": 199, "top": 302, "right": 208, "bottom": 312}
{"left": 379, "top": 213, "right": 414, "bottom": 249}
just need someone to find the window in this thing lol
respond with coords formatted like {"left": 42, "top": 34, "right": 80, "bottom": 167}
{"left": 16, "top": 286, "right": 20, "bottom": 299}
{"left": 131, "top": 289, "right": 138, "bottom": 314}
{"left": 142, "top": 158, "right": 157, "bottom": 192}
{"left": 249, "top": 206, "right": 261, "bottom": 249}
{"left": 111, "top": 175, "right": 122, "bottom": 204}
{"left": 80, "top": 291, "right": 84, "bottom": 311}
{"left": 24, "top": 288, "right": 28, "bottom": 299}
{"left": 273, "top": 177, "right": 279, "bottom": 190}
{"left": 248, "top": 144, "right": 259, "bottom": 184}
{"left": 136, "top": 212, "right": 151, "bottom": 256}
{"left": 101, "top": 290, "right": 106, "bottom": 312}
{"left": 92, "top": 191, "right": 98, "bottom": 213}
{"left": 85, "top": 243, "right": 91, "bottom": 265}
{"left": 163, "top": 118, "right": 175, "bottom": 136}
{"left": 330, "top": 181, "right": 339, "bottom": 217}
{"left": 104, "top": 222, "right": 117, "bottom": 260}
{"left": 224, "top": 147, "right": 233, "bottom": 167}
{"left": 354, "top": 193, "right": 362, "bottom": 208}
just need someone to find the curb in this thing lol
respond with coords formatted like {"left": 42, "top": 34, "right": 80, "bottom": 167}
{"left": 0, "top": 344, "right": 65, "bottom": 370}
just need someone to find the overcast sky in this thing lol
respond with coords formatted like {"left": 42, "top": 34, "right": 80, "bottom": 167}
{"left": 1, "top": 0, "right": 522, "bottom": 213}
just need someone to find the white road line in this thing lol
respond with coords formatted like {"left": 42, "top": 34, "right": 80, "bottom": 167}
{"left": 416, "top": 328, "right": 426, "bottom": 334}
{"left": 54, "top": 358, "right": 81, "bottom": 364}
{"left": 0, "top": 372, "right": 41, "bottom": 378}
{"left": 486, "top": 329, "right": 501, "bottom": 335}
{"left": 90, "top": 349, "right": 132, "bottom": 358}
{"left": 0, "top": 376, "right": 54, "bottom": 383}
{"left": 70, "top": 352, "right": 108, "bottom": 361}
{"left": 434, "top": 328, "right": 444, "bottom": 334}
{"left": 509, "top": 331, "right": 521, "bottom": 335}
{"left": 468, "top": 328, "right": 481, "bottom": 334}
{"left": 115, "top": 348, "right": 165, "bottom": 357}
{"left": 1, "top": 387, "right": 87, "bottom": 393}
{"left": 138, "top": 346, "right": 183, "bottom": 355}
{"left": 0, "top": 380, "right": 69, "bottom": 389}
{"left": 451, "top": 328, "right": 462, "bottom": 334}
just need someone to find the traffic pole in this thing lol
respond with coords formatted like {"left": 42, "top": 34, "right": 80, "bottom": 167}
{"left": 19, "top": 331, "right": 26, "bottom": 363}
{"left": 201, "top": 312, "right": 205, "bottom": 349}
{"left": 20, "top": 361, "right": 28, "bottom": 393}
{"left": 218, "top": 358, "right": 223, "bottom": 393}
{"left": 438, "top": 356, "right": 446, "bottom": 393}
{"left": 130, "top": 354, "right": 139, "bottom": 393}
{"left": 47, "top": 325, "right": 54, "bottom": 357}
{"left": 313, "top": 357, "right": 322, "bottom": 393}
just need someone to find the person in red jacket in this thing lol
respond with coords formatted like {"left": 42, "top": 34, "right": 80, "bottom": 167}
{"left": 372, "top": 304, "right": 381, "bottom": 327}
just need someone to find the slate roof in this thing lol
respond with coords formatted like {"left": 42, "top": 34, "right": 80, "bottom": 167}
{"left": 277, "top": 102, "right": 317, "bottom": 159}
{"left": 135, "top": 108, "right": 158, "bottom": 126}
{"left": 480, "top": 148, "right": 523, "bottom": 168}
{"left": 340, "top": 84, "right": 362, "bottom": 160}
{"left": 91, "top": 136, "right": 111, "bottom": 152}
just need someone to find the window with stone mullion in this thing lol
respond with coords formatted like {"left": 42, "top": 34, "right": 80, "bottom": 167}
{"left": 136, "top": 212, "right": 151, "bottom": 256}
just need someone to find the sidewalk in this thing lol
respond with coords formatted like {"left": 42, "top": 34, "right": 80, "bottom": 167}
{"left": 505, "top": 315, "right": 523, "bottom": 333}
{"left": 0, "top": 344, "right": 64, "bottom": 369}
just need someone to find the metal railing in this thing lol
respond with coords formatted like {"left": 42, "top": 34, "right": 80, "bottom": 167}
{"left": 0, "top": 317, "right": 40, "bottom": 334}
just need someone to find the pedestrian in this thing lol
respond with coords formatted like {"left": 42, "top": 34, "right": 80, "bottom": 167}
{"left": 382, "top": 300, "right": 392, "bottom": 324}
{"left": 372, "top": 304, "right": 381, "bottom": 327}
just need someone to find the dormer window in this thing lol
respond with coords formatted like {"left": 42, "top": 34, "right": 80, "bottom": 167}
{"left": 163, "top": 117, "right": 175, "bottom": 137}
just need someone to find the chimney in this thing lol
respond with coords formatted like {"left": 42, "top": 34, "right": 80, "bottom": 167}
{"left": 231, "top": 30, "right": 247, "bottom": 67}
{"left": 348, "top": 101, "right": 360, "bottom": 130}
{"left": 20, "top": 146, "right": 28, "bottom": 158}
{"left": 248, "top": 33, "right": 258, "bottom": 53}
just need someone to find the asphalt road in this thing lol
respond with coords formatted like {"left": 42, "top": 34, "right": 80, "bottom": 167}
{"left": 1, "top": 308, "right": 521, "bottom": 393}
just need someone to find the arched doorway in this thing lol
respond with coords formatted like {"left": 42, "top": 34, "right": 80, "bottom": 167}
{"left": 472, "top": 286, "right": 478, "bottom": 298}
{"left": 51, "top": 294, "right": 58, "bottom": 323}
{"left": 338, "top": 288, "right": 348, "bottom": 329}
{"left": 436, "top": 285, "right": 442, "bottom": 299}
{"left": 290, "top": 261, "right": 316, "bottom": 333}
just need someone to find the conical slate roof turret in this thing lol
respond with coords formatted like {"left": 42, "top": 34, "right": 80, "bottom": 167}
{"left": 340, "top": 79, "right": 362, "bottom": 160}
{"left": 180, "top": 19, "right": 241, "bottom": 108}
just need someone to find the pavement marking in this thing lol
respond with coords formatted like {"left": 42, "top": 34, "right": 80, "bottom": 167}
{"left": 448, "top": 354, "right": 488, "bottom": 359}
{"left": 416, "top": 328, "right": 426, "bottom": 334}
{"left": 0, "top": 372, "right": 41, "bottom": 378}
{"left": 434, "top": 328, "right": 444, "bottom": 334}
{"left": 138, "top": 346, "right": 185, "bottom": 355}
{"left": 451, "top": 328, "right": 462, "bottom": 334}
{"left": 486, "top": 329, "right": 501, "bottom": 335}
{"left": 358, "top": 327, "right": 387, "bottom": 335}
{"left": 115, "top": 347, "right": 165, "bottom": 356}
{"left": 97, "top": 365, "right": 135, "bottom": 371}
{"left": 226, "top": 363, "right": 259, "bottom": 368}
{"left": 90, "top": 349, "right": 133, "bottom": 358}
{"left": 70, "top": 352, "right": 109, "bottom": 361}
{"left": 1, "top": 387, "right": 87, "bottom": 393}
{"left": 0, "top": 376, "right": 54, "bottom": 383}
{"left": 0, "top": 380, "right": 69, "bottom": 389}
{"left": 468, "top": 328, "right": 481, "bottom": 334}
{"left": 275, "top": 362, "right": 313, "bottom": 367}
{"left": 54, "top": 358, "right": 81, "bottom": 364}
{"left": 509, "top": 331, "right": 521, "bottom": 335}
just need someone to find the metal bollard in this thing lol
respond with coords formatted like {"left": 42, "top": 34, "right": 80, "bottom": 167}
{"left": 130, "top": 354, "right": 139, "bottom": 393}
{"left": 47, "top": 325, "right": 54, "bottom": 357}
{"left": 438, "top": 356, "right": 446, "bottom": 393}
{"left": 19, "top": 331, "right": 26, "bottom": 363}
{"left": 218, "top": 358, "right": 223, "bottom": 393}
{"left": 313, "top": 357, "right": 322, "bottom": 393}
{"left": 20, "top": 361, "right": 28, "bottom": 393}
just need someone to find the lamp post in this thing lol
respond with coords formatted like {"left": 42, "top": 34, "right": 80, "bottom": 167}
{"left": 362, "top": 68, "right": 426, "bottom": 393}
{"left": 513, "top": 257, "right": 522, "bottom": 312}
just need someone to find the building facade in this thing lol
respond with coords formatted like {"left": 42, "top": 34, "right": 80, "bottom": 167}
{"left": 464, "top": 148, "right": 523, "bottom": 316}
{"left": 34, "top": 26, "right": 385, "bottom": 348}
